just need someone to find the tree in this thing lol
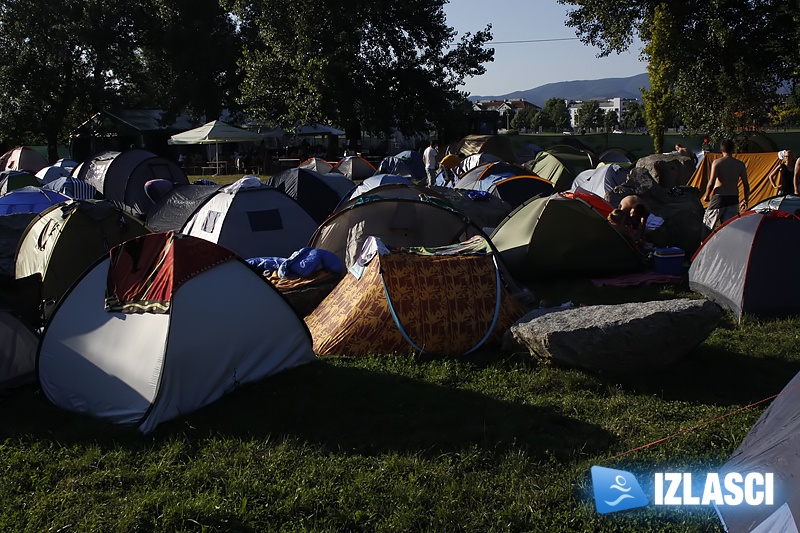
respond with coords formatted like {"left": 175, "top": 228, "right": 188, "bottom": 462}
{"left": 225, "top": 0, "right": 493, "bottom": 140}
{"left": 511, "top": 106, "right": 538, "bottom": 131}
{"left": 621, "top": 101, "right": 646, "bottom": 131}
{"left": 603, "top": 109, "right": 619, "bottom": 132}
{"left": 576, "top": 100, "right": 602, "bottom": 131}
{"left": 134, "top": 0, "right": 244, "bottom": 122}
{"left": 0, "top": 0, "right": 148, "bottom": 161}
{"left": 641, "top": 4, "right": 676, "bottom": 153}
{"left": 542, "top": 98, "right": 570, "bottom": 132}
{"left": 558, "top": 0, "right": 797, "bottom": 143}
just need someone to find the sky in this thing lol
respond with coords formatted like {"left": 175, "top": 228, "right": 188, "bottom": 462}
{"left": 443, "top": 0, "right": 647, "bottom": 97}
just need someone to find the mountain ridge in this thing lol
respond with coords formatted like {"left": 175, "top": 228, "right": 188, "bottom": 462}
{"left": 468, "top": 73, "right": 650, "bottom": 107}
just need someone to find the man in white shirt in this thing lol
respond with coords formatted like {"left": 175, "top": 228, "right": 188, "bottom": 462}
{"left": 423, "top": 140, "right": 439, "bottom": 187}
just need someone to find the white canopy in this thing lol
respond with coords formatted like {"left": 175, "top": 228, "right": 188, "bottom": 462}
{"left": 168, "top": 120, "right": 264, "bottom": 145}
{"left": 168, "top": 121, "right": 265, "bottom": 175}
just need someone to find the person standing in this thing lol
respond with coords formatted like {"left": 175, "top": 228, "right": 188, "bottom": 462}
{"left": 768, "top": 150, "right": 795, "bottom": 195}
{"left": 423, "top": 140, "right": 439, "bottom": 187}
{"left": 702, "top": 139, "right": 750, "bottom": 231}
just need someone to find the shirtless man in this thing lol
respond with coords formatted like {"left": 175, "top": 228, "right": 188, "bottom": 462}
{"left": 702, "top": 139, "right": 750, "bottom": 231}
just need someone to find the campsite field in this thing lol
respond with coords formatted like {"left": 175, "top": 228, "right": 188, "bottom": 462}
{"left": 2, "top": 278, "right": 799, "bottom": 532}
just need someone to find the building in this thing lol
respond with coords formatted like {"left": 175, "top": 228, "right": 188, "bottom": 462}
{"left": 473, "top": 99, "right": 541, "bottom": 131}
{"left": 566, "top": 98, "right": 640, "bottom": 129}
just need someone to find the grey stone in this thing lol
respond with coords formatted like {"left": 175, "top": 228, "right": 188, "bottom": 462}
{"left": 635, "top": 153, "right": 697, "bottom": 189}
{"left": 504, "top": 298, "right": 722, "bottom": 374}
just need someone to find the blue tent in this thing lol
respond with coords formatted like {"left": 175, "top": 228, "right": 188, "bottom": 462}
{"left": 0, "top": 186, "right": 69, "bottom": 214}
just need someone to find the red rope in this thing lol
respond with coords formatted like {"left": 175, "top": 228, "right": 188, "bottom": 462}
{"left": 601, "top": 385, "right": 800, "bottom": 463}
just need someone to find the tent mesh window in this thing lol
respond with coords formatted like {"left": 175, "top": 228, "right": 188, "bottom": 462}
{"left": 247, "top": 209, "right": 283, "bottom": 232}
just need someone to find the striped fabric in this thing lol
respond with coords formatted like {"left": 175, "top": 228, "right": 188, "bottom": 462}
{"left": 42, "top": 177, "right": 97, "bottom": 200}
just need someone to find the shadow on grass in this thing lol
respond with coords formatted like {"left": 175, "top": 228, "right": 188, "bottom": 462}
{"left": 606, "top": 343, "right": 800, "bottom": 408}
{"left": 0, "top": 360, "right": 615, "bottom": 459}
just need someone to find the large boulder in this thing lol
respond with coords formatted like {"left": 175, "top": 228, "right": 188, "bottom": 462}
{"left": 635, "top": 153, "right": 697, "bottom": 189}
{"left": 503, "top": 298, "right": 722, "bottom": 375}
{"left": 608, "top": 167, "right": 706, "bottom": 255}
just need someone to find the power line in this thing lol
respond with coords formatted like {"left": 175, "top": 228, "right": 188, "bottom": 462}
{"left": 486, "top": 37, "right": 580, "bottom": 45}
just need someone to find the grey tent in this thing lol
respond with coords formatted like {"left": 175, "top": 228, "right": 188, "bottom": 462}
{"left": 716, "top": 370, "right": 800, "bottom": 532}
{"left": 38, "top": 232, "right": 316, "bottom": 433}
{"left": 181, "top": 177, "right": 318, "bottom": 259}
{"left": 76, "top": 149, "right": 189, "bottom": 218}
{"left": 689, "top": 210, "right": 800, "bottom": 321}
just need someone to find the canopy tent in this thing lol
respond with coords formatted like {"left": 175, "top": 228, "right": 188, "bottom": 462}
{"left": 167, "top": 120, "right": 264, "bottom": 175}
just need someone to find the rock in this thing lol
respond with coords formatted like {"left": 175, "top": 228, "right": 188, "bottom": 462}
{"left": 607, "top": 167, "right": 706, "bottom": 255}
{"left": 504, "top": 298, "right": 722, "bottom": 375}
{"left": 635, "top": 153, "right": 697, "bottom": 189}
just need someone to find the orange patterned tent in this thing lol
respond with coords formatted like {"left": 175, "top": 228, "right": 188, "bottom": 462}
{"left": 305, "top": 237, "right": 525, "bottom": 356}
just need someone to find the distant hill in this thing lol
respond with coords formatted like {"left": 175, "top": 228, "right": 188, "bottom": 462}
{"left": 469, "top": 73, "right": 650, "bottom": 107}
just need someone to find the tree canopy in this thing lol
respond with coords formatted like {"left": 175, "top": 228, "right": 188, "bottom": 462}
{"left": 559, "top": 0, "right": 799, "bottom": 142}
{"left": 225, "top": 0, "right": 493, "bottom": 141}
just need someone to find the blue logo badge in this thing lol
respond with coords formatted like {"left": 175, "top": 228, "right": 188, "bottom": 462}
{"left": 591, "top": 466, "right": 649, "bottom": 514}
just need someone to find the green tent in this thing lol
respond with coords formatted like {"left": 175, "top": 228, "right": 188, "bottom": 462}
{"left": 15, "top": 200, "right": 150, "bottom": 322}
{"left": 524, "top": 146, "right": 595, "bottom": 192}
{"left": 490, "top": 194, "right": 643, "bottom": 278}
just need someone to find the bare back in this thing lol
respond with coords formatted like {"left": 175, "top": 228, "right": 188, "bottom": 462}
{"left": 709, "top": 154, "right": 747, "bottom": 196}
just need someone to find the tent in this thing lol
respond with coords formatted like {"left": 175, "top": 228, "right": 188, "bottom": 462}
{"left": 687, "top": 152, "right": 781, "bottom": 208}
{"left": 305, "top": 236, "right": 525, "bottom": 356}
{"left": 0, "top": 310, "right": 39, "bottom": 390}
{"left": 0, "top": 212, "right": 38, "bottom": 277}
{"left": 266, "top": 167, "right": 355, "bottom": 224}
{"left": 310, "top": 195, "right": 490, "bottom": 269}
{"left": 450, "top": 134, "right": 517, "bottom": 164}
{"left": 0, "top": 170, "right": 40, "bottom": 195}
{"left": 455, "top": 162, "right": 552, "bottom": 209}
{"left": 598, "top": 148, "right": 635, "bottom": 166}
{"left": 334, "top": 183, "right": 453, "bottom": 214}
{"left": 458, "top": 153, "right": 503, "bottom": 176}
{"left": 689, "top": 210, "right": 800, "bottom": 320}
{"left": 295, "top": 124, "right": 345, "bottom": 136}
{"left": 0, "top": 147, "right": 48, "bottom": 174}
{"left": 181, "top": 178, "right": 318, "bottom": 259}
{"left": 35, "top": 165, "right": 71, "bottom": 185}
{"left": 715, "top": 369, "right": 800, "bottom": 533}
{"left": 331, "top": 156, "right": 376, "bottom": 181}
{"left": 523, "top": 152, "right": 573, "bottom": 191}
{"left": 490, "top": 193, "right": 643, "bottom": 278}
{"left": 751, "top": 194, "right": 800, "bottom": 215}
{"left": 430, "top": 187, "right": 513, "bottom": 232}
{"left": 75, "top": 149, "right": 189, "bottom": 218}
{"left": 42, "top": 176, "right": 98, "bottom": 200}
{"left": 0, "top": 187, "right": 69, "bottom": 215}
{"left": 37, "top": 232, "right": 316, "bottom": 433}
{"left": 168, "top": 120, "right": 265, "bottom": 175}
{"left": 298, "top": 157, "right": 334, "bottom": 174}
{"left": 15, "top": 200, "right": 150, "bottom": 323}
{"left": 144, "top": 183, "right": 220, "bottom": 232}
{"left": 374, "top": 151, "right": 426, "bottom": 182}
{"left": 570, "top": 164, "right": 630, "bottom": 197}
{"left": 337, "top": 174, "right": 414, "bottom": 207}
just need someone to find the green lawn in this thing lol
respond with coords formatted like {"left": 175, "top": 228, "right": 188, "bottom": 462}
{"left": 3, "top": 280, "right": 798, "bottom": 531}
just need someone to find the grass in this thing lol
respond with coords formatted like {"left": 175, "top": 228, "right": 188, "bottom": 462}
{"left": 3, "top": 279, "right": 798, "bottom": 532}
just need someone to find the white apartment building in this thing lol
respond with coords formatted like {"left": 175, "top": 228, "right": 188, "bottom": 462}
{"left": 566, "top": 97, "right": 639, "bottom": 129}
